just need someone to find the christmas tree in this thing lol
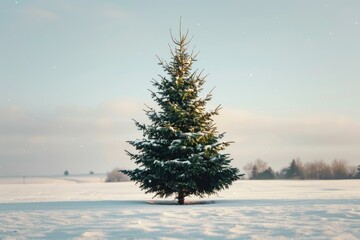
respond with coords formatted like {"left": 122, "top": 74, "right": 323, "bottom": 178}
{"left": 122, "top": 25, "right": 243, "bottom": 204}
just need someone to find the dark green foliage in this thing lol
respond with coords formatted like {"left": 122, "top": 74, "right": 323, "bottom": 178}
{"left": 250, "top": 165, "right": 258, "bottom": 179}
{"left": 250, "top": 165, "right": 275, "bottom": 180}
{"left": 122, "top": 27, "right": 242, "bottom": 204}
{"left": 286, "top": 159, "right": 303, "bottom": 179}
{"left": 355, "top": 165, "right": 360, "bottom": 179}
{"left": 257, "top": 167, "right": 275, "bottom": 179}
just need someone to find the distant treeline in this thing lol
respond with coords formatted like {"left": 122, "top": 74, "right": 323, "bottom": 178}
{"left": 243, "top": 159, "right": 360, "bottom": 180}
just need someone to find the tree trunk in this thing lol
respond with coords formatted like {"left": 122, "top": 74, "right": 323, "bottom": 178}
{"left": 178, "top": 191, "right": 185, "bottom": 205}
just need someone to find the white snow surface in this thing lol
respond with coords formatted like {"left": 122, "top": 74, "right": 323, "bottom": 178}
{"left": 0, "top": 177, "right": 359, "bottom": 239}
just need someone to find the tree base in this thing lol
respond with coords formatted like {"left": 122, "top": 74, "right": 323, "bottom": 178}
{"left": 178, "top": 192, "right": 185, "bottom": 205}
{"left": 146, "top": 200, "right": 215, "bottom": 205}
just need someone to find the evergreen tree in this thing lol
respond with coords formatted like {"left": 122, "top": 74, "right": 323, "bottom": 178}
{"left": 286, "top": 159, "right": 303, "bottom": 179}
{"left": 355, "top": 165, "right": 360, "bottom": 179}
{"left": 122, "top": 26, "right": 243, "bottom": 204}
{"left": 250, "top": 165, "right": 259, "bottom": 179}
{"left": 258, "top": 167, "right": 275, "bottom": 179}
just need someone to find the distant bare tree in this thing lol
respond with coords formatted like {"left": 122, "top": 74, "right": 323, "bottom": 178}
{"left": 243, "top": 159, "right": 269, "bottom": 179}
{"left": 303, "top": 160, "right": 332, "bottom": 179}
{"left": 331, "top": 159, "right": 351, "bottom": 179}
{"left": 105, "top": 168, "right": 130, "bottom": 182}
{"left": 348, "top": 165, "right": 357, "bottom": 178}
{"left": 243, "top": 162, "right": 254, "bottom": 178}
{"left": 302, "top": 159, "right": 356, "bottom": 179}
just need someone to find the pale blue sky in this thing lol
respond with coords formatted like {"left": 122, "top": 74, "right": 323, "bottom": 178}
{"left": 0, "top": 1, "right": 359, "bottom": 176}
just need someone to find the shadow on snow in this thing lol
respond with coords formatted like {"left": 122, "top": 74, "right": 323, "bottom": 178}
{"left": 0, "top": 198, "right": 358, "bottom": 211}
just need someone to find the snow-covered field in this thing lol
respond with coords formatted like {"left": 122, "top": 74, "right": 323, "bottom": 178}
{"left": 0, "top": 177, "right": 359, "bottom": 239}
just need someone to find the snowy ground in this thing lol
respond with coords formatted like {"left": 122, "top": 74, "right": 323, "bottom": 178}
{"left": 0, "top": 177, "right": 359, "bottom": 239}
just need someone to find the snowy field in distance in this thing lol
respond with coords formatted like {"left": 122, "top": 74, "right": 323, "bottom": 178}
{"left": 0, "top": 177, "right": 359, "bottom": 239}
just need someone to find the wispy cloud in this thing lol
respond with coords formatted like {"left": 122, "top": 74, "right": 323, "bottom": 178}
{"left": 22, "top": 6, "right": 58, "bottom": 21}
{"left": 44, "top": 2, "right": 134, "bottom": 21}
{"left": 102, "top": 6, "right": 133, "bottom": 20}
{"left": 0, "top": 100, "right": 143, "bottom": 175}
{"left": 215, "top": 108, "right": 360, "bottom": 169}
{"left": 217, "top": 108, "right": 360, "bottom": 146}
{"left": 1, "top": 102, "right": 359, "bottom": 175}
